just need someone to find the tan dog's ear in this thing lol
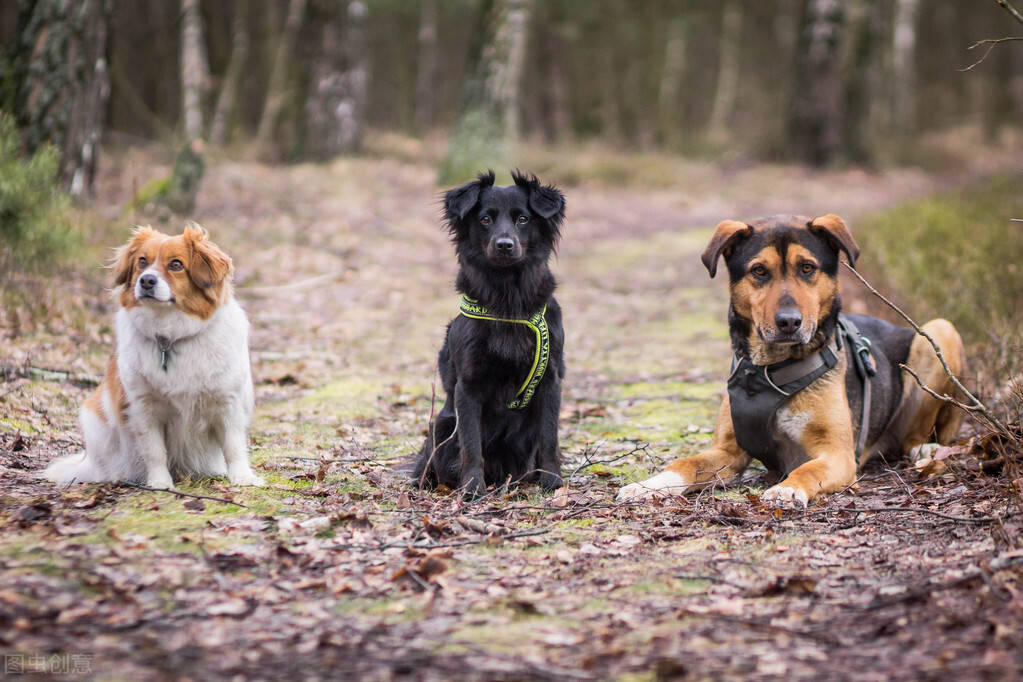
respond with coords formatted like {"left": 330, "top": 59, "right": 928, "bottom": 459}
{"left": 809, "top": 214, "right": 860, "bottom": 267}
{"left": 701, "top": 220, "right": 753, "bottom": 278}
{"left": 184, "top": 223, "right": 233, "bottom": 292}
{"left": 112, "top": 226, "right": 156, "bottom": 287}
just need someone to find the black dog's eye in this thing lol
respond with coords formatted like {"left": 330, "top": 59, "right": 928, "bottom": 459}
{"left": 516, "top": 215, "right": 529, "bottom": 225}
{"left": 168, "top": 259, "right": 184, "bottom": 272}
{"left": 480, "top": 215, "right": 492, "bottom": 226}
{"left": 750, "top": 264, "right": 768, "bottom": 279}
{"left": 800, "top": 262, "right": 817, "bottom": 275}
{"left": 138, "top": 256, "right": 148, "bottom": 267}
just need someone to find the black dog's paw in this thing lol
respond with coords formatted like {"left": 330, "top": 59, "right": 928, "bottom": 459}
{"left": 461, "top": 469, "right": 487, "bottom": 500}
{"left": 536, "top": 471, "right": 564, "bottom": 492}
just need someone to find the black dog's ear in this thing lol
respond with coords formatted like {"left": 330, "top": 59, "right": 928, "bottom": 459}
{"left": 701, "top": 220, "right": 753, "bottom": 278}
{"left": 444, "top": 170, "right": 496, "bottom": 222}
{"left": 512, "top": 170, "right": 565, "bottom": 221}
{"left": 809, "top": 214, "right": 860, "bottom": 267}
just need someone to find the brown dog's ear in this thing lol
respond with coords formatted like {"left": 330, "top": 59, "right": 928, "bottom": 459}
{"left": 112, "top": 226, "right": 156, "bottom": 287}
{"left": 184, "top": 223, "right": 233, "bottom": 292}
{"left": 809, "top": 214, "right": 860, "bottom": 267}
{"left": 701, "top": 220, "right": 753, "bottom": 278}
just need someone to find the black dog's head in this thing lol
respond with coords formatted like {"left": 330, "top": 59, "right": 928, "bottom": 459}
{"left": 701, "top": 214, "right": 860, "bottom": 362}
{"left": 443, "top": 170, "right": 565, "bottom": 268}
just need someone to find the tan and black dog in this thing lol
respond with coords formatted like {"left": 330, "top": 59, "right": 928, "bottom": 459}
{"left": 618, "top": 214, "right": 966, "bottom": 507}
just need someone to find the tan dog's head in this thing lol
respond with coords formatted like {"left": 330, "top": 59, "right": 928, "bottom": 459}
{"left": 112, "top": 224, "right": 233, "bottom": 320}
{"left": 701, "top": 214, "right": 859, "bottom": 362}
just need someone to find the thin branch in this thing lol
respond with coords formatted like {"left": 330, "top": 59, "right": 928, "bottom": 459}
{"left": 995, "top": 0, "right": 1023, "bottom": 25}
{"left": 842, "top": 262, "right": 1016, "bottom": 443}
{"left": 813, "top": 505, "right": 1021, "bottom": 524}
{"left": 959, "top": 36, "right": 1023, "bottom": 72}
{"left": 119, "top": 482, "right": 249, "bottom": 508}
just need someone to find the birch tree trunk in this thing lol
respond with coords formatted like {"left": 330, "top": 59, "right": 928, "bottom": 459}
{"left": 706, "top": 1, "right": 742, "bottom": 140}
{"left": 305, "top": 0, "right": 369, "bottom": 157}
{"left": 210, "top": 0, "right": 249, "bottom": 146}
{"left": 13, "top": 0, "right": 111, "bottom": 199}
{"left": 890, "top": 0, "right": 919, "bottom": 135}
{"left": 657, "top": 16, "right": 687, "bottom": 147}
{"left": 256, "top": 0, "right": 308, "bottom": 150}
{"left": 180, "top": 0, "right": 205, "bottom": 141}
{"left": 787, "top": 0, "right": 846, "bottom": 166}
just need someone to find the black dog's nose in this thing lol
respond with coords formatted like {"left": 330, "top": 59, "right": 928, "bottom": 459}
{"left": 139, "top": 273, "right": 157, "bottom": 290}
{"left": 775, "top": 309, "right": 802, "bottom": 333}
{"left": 495, "top": 237, "right": 515, "bottom": 252}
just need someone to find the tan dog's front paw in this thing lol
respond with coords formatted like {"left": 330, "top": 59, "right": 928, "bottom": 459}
{"left": 762, "top": 484, "right": 809, "bottom": 508}
{"left": 617, "top": 471, "right": 690, "bottom": 502}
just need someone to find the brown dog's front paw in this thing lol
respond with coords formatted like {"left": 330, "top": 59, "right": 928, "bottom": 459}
{"left": 762, "top": 484, "right": 809, "bottom": 508}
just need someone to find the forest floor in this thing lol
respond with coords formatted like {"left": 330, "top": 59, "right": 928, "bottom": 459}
{"left": 2, "top": 141, "right": 1022, "bottom": 680}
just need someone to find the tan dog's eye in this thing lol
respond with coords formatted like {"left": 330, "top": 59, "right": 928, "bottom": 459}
{"left": 750, "top": 264, "right": 768, "bottom": 278}
{"left": 800, "top": 262, "right": 817, "bottom": 275}
{"left": 168, "top": 259, "right": 184, "bottom": 271}
{"left": 138, "top": 256, "right": 148, "bottom": 267}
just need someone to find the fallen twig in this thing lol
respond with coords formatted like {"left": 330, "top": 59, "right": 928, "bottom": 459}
{"left": 237, "top": 269, "right": 346, "bottom": 297}
{"left": 863, "top": 552, "right": 1023, "bottom": 610}
{"left": 809, "top": 504, "right": 1020, "bottom": 524}
{"left": 119, "top": 482, "right": 249, "bottom": 508}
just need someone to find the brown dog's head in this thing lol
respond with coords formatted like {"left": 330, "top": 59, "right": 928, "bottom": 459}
{"left": 112, "top": 223, "right": 234, "bottom": 320}
{"left": 701, "top": 214, "right": 859, "bottom": 363}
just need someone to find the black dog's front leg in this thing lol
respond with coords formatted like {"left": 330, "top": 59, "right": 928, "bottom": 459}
{"left": 454, "top": 380, "right": 486, "bottom": 498}
{"left": 535, "top": 385, "right": 564, "bottom": 491}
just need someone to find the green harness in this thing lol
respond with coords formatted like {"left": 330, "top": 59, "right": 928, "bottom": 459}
{"left": 459, "top": 296, "right": 550, "bottom": 410}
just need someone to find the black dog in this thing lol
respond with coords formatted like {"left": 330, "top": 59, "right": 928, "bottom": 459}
{"left": 413, "top": 170, "right": 566, "bottom": 497}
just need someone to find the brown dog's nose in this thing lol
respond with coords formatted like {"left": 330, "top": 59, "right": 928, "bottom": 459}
{"left": 775, "top": 309, "right": 802, "bottom": 334}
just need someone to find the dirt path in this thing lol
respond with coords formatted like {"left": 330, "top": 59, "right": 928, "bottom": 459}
{"left": 1, "top": 150, "right": 1021, "bottom": 680}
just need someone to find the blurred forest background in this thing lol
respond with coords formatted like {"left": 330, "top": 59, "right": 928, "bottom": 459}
{"left": 2, "top": 0, "right": 1022, "bottom": 191}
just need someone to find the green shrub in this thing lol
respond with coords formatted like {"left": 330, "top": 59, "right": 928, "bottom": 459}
{"left": 0, "top": 112, "right": 78, "bottom": 274}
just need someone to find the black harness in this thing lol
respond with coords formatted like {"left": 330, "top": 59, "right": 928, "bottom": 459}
{"left": 727, "top": 314, "right": 876, "bottom": 473}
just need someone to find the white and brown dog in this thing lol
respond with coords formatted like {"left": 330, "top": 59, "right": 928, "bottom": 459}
{"left": 45, "top": 224, "right": 264, "bottom": 489}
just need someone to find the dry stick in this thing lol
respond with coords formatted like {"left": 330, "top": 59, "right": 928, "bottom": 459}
{"left": 842, "top": 262, "right": 1016, "bottom": 443}
{"left": 120, "top": 481, "right": 249, "bottom": 508}
{"left": 958, "top": 37, "right": 1023, "bottom": 72}
{"left": 996, "top": 0, "right": 1023, "bottom": 25}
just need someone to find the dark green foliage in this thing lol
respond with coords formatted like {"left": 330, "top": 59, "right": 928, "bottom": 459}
{"left": 0, "top": 112, "right": 77, "bottom": 274}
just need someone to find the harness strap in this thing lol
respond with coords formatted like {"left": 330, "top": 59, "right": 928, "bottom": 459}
{"left": 837, "top": 315, "right": 876, "bottom": 457}
{"left": 458, "top": 296, "right": 550, "bottom": 410}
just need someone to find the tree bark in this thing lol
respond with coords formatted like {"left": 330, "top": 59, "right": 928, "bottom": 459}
{"left": 180, "top": 0, "right": 205, "bottom": 141}
{"left": 256, "top": 0, "right": 308, "bottom": 151}
{"left": 12, "top": 0, "right": 111, "bottom": 199}
{"left": 210, "top": 0, "right": 249, "bottom": 145}
{"left": 787, "top": 0, "right": 846, "bottom": 166}
{"left": 706, "top": 1, "right": 742, "bottom": 140}
{"left": 479, "top": 0, "right": 531, "bottom": 140}
{"left": 891, "top": 0, "right": 919, "bottom": 135}
{"left": 842, "top": 0, "right": 883, "bottom": 163}
{"left": 414, "top": 0, "right": 439, "bottom": 133}
{"left": 304, "top": 0, "right": 368, "bottom": 158}
{"left": 658, "top": 16, "right": 687, "bottom": 147}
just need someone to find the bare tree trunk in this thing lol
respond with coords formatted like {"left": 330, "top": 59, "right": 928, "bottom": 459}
{"left": 256, "top": 0, "right": 308, "bottom": 149}
{"left": 706, "top": 1, "right": 742, "bottom": 140}
{"left": 480, "top": 0, "right": 530, "bottom": 140}
{"left": 544, "top": 24, "right": 572, "bottom": 143}
{"left": 210, "top": 0, "right": 250, "bottom": 146}
{"left": 414, "top": 0, "right": 439, "bottom": 134}
{"left": 842, "top": 0, "right": 883, "bottom": 163}
{"left": 891, "top": 0, "right": 919, "bottom": 134}
{"left": 13, "top": 0, "right": 111, "bottom": 200}
{"left": 180, "top": 0, "right": 205, "bottom": 141}
{"left": 657, "top": 16, "right": 687, "bottom": 147}
{"left": 787, "top": 0, "right": 846, "bottom": 166}
{"left": 305, "top": 0, "right": 369, "bottom": 157}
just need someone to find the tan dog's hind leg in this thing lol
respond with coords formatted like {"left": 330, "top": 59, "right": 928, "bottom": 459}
{"left": 896, "top": 319, "right": 967, "bottom": 461}
{"left": 616, "top": 398, "right": 751, "bottom": 502}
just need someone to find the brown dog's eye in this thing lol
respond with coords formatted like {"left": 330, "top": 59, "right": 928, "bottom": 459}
{"left": 750, "top": 264, "right": 768, "bottom": 278}
{"left": 168, "top": 259, "right": 184, "bottom": 271}
{"left": 138, "top": 256, "right": 148, "bottom": 267}
{"left": 480, "top": 215, "right": 492, "bottom": 226}
{"left": 801, "top": 262, "right": 817, "bottom": 275}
